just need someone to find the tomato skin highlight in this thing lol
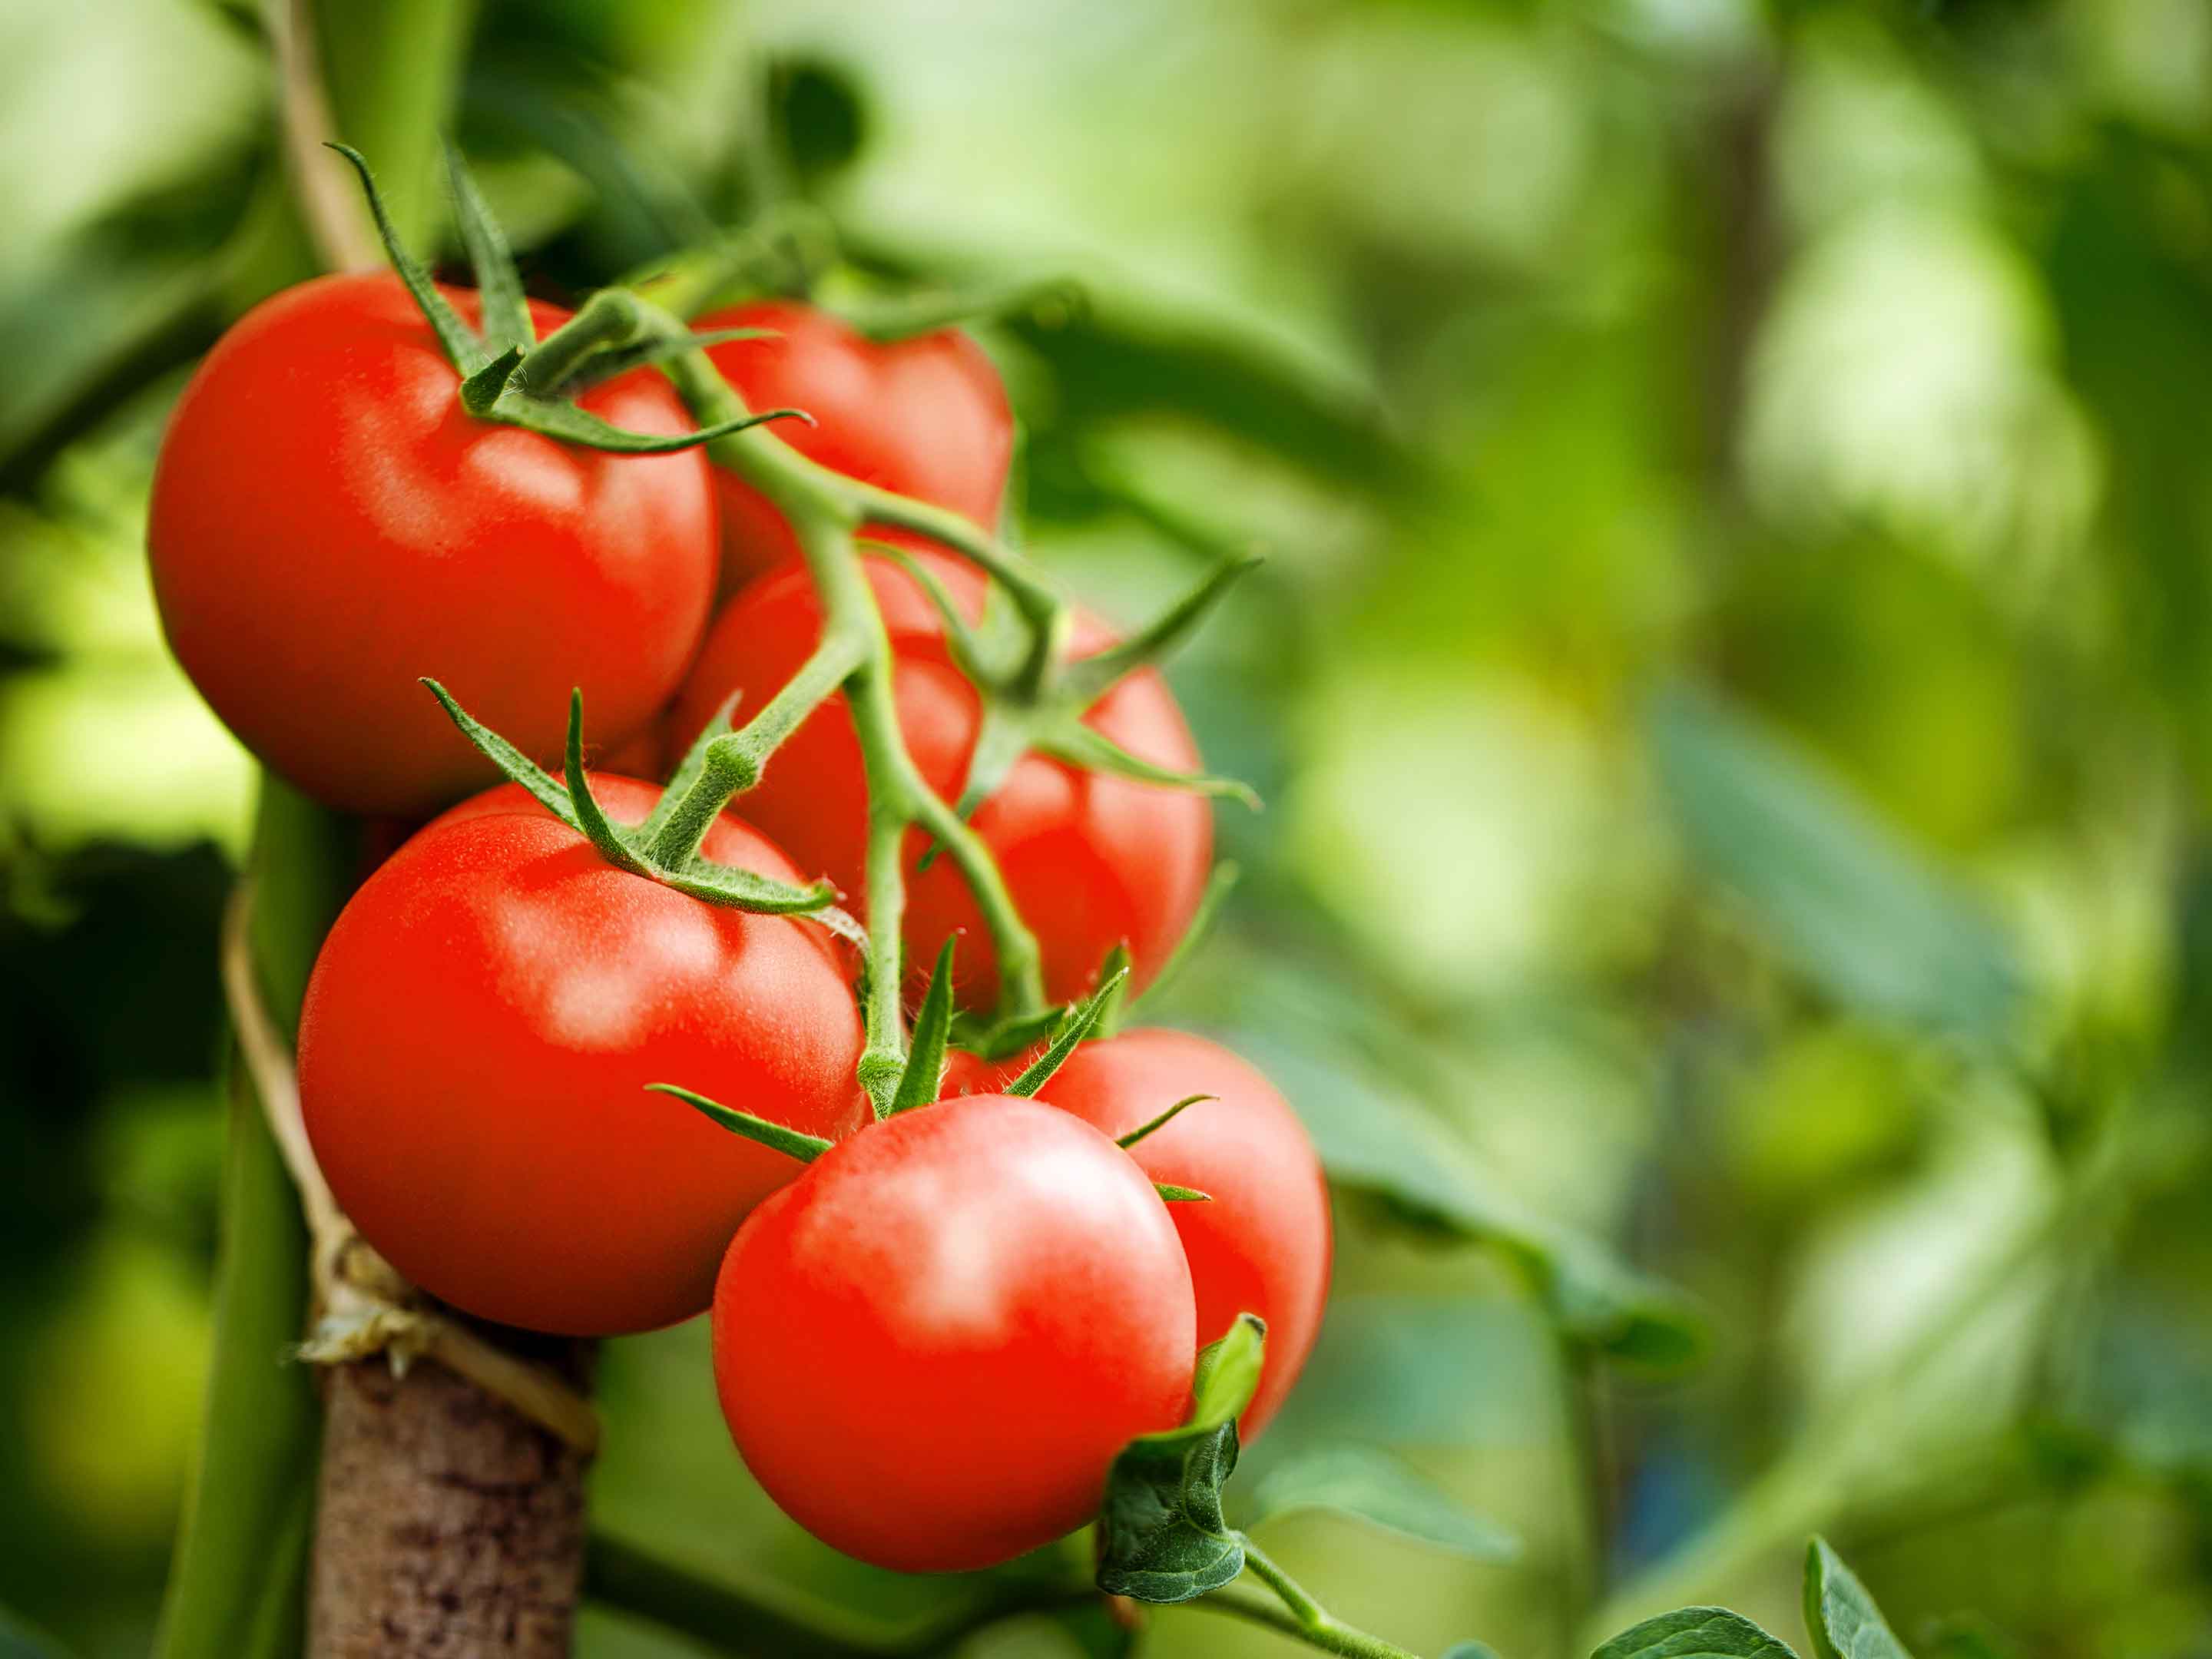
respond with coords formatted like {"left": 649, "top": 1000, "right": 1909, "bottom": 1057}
{"left": 711, "top": 1094, "right": 1197, "bottom": 1573}
{"left": 668, "top": 551, "right": 1213, "bottom": 1008}
{"left": 300, "top": 775, "right": 866, "bottom": 1336}
{"left": 149, "top": 271, "right": 719, "bottom": 817}
{"left": 944, "top": 1029, "right": 1330, "bottom": 1439}
{"left": 697, "top": 300, "right": 1013, "bottom": 590}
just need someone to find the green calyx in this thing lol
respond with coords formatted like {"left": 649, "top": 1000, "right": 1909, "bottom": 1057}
{"left": 877, "top": 543, "right": 1263, "bottom": 870}
{"left": 326, "top": 144, "right": 811, "bottom": 453}
{"left": 422, "top": 678, "right": 852, "bottom": 924}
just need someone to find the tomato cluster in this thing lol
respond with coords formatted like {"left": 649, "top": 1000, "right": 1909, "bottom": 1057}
{"left": 156, "top": 268, "right": 1328, "bottom": 1577}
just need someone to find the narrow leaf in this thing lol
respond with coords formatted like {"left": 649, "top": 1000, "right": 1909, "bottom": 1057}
{"left": 1154, "top": 1183, "right": 1212, "bottom": 1203}
{"left": 442, "top": 140, "right": 533, "bottom": 355}
{"left": 323, "top": 144, "right": 484, "bottom": 372}
{"left": 646, "top": 1084, "right": 830, "bottom": 1163}
{"left": 1063, "top": 555, "right": 1262, "bottom": 703}
{"left": 1005, "top": 967, "right": 1131, "bottom": 1097}
{"left": 421, "top": 679, "right": 579, "bottom": 830}
{"left": 1247, "top": 1445, "right": 1518, "bottom": 1559}
{"left": 562, "top": 690, "right": 654, "bottom": 876}
{"left": 889, "top": 940, "right": 959, "bottom": 1116}
{"left": 1803, "top": 1538, "right": 1913, "bottom": 1659}
{"left": 1591, "top": 1608, "right": 1801, "bottom": 1659}
{"left": 490, "top": 392, "right": 814, "bottom": 454}
{"left": 1119, "top": 1094, "right": 1214, "bottom": 1150}
{"left": 1040, "top": 721, "right": 1261, "bottom": 810}
{"left": 1089, "top": 941, "right": 1135, "bottom": 1040}
{"left": 1648, "top": 681, "right": 2022, "bottom": 1041}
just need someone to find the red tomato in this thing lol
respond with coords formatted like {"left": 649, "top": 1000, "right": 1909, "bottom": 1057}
{"left": 712, "top": 1094, "right": 1196, "bottom": 1571}
{"left": 300, "top": 775, "right": 866, "bottom": 1336}
{"left": 667, "top": 551, "right": 1213, "bottom": 1009}
{"left": 945, "top": 1031, "right": 1330, "bottom": 1439}
{"left": 150, "top": 272, "right": 719, "bottom": 817}
{"left": 697, "top": 300, "right": 1012, "bottom": 591}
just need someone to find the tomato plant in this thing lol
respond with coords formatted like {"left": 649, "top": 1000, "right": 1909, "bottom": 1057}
{"left": 299, "top": 773, "right": 866, "bottom": 1335}
{"left": 697, "top": 300, "right": 1013, "bottom": 589}
{"left": 149, "top": 272, "right": 724, "bottom": 817}
{"left": 667, "top": 547, "right": 1214, "bottom": 1009}
{"left": 709, "top": 1092, "right": 1197, "bottom": 1572}
{"left": 945, "top": 1026, "right": 1330, "bottom": 1439}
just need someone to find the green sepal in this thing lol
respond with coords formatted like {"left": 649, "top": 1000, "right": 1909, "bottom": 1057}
{"left": 1803, "top": 1538, "right": 1912, "bottom": 1659}
{"left": 1119, "top": 1094, "right": 1213, "bottom": 1150}
{"left": 1089, "top": 942, "right": 1135, "bottom": 1040}
{"left": 458, "top": 345, "right": 525, "bottom": 416}
{"left": 1128, "top": 863, "right": 1239, "bottom": 1020}
{"left": 888, "top": 939, "right": 959, "bottom": 1116}
{"left": 478, "top": 389, "right": 813, "bottom": 455}
{"left": 562, "top": 690, "right": 655, "bottom": 876}
{"left": 1245, "top": 1445, "right": 1518, "bottom": 1560}
{"left": 949, "top": 1002, "right": 1068, "bottom": 1061}
{"left": 1060, "top": 555, "right": 1261, "bottom": 705}
{"left": 555, "top": 325, "right": 780, "bottom": 394}
{"left": 442, "top": 140, "right": 533, "bottom": 356}
{"left": 1005, "top": 967, "right": 1130, "bottom": 1098}
{"left": 421, "top": 678, "right": 579, "bottom": 830}
{"left": 1591, "top": 1608, "right": 1800, "bottom": 1659}
{"left": 1094, "top": 1314, "right": 1266, "bottom": 1604}
{"left": 422, "top": 680, "right": 835, "bottom": 916}
{"left": 1037, "top": 720, "right": 1260, "bottom": 810}
{"left": 873, "top": 542, "right": 995, "bottom": 687}
{"left": 645, "top": 1084, "right": 830, "bottom": 1163}
{"left": 1154, "top": 1183, "right": 1211, "bottom": 1203}
{"left": 635, "top": 690, "right": 743, "bottom": 848}
{"left": 324, "top": 144, "right": 485, "bottom": 373}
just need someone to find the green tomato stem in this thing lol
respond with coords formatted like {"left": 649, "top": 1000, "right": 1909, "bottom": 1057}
{"left": 1231, "top": 1537, "right": 1425, "bottom": 1659}
{"left": 643, "top": 628, "right": 866, "bottom": 869}
{"left": 642, "top": 303, "right": 1051, "bottom": 1070}
{"left": 515, "top": 290, "right": 652, "bottom": 399}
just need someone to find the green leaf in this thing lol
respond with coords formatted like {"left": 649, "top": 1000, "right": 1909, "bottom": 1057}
{"left": 1592, "top": 1608, "right": 1801, "bottom": 1659}
{"left": 645, "top": 1084, "right": 830, "bottom": 1163}
{"left": 1247, "top": 1445, "right": 1518, "bottom": 1560}
{"left": 1094, "top": 1316, "right": 1266, "bottom": 1604}
{"left": 420, "top": 679, "right": 581, "bottom": 831}
{"left": 889, "top": 940, "right": 959, "bottom": 1116}
{"left": 1647, "top": 681, "right": 2023, "bottom": 1043}
{"left": 1005, "top": 968, "right": 1131, "bottom": 1098}
{"left": 442, "top": 140, "right": 533, "bottom": 356}
{"left": 1803, "top": 1538, "right": 1913, "bottom": 1659}
{"left": 1227, "top": 1029, "right": 1706, "bottom": 1371}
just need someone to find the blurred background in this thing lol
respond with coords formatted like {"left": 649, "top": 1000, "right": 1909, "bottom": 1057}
{"left": 5, "top": 0, "right": 2212, "bottom": 1654}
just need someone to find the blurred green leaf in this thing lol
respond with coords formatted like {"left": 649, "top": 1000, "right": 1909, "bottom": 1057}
{"left": 1226, "top": 1029, "right": 1706, "bottom": 1371}
{"left": 1247, "top": 1444, "right": 1518, "bottom": 1560}
{"left": 1592, "top": 1608, "right": 1800, "bottom": 1659}
{"left": 1803, "top": 1538, "right": 1912, "bottom": 1659}
{"left": 1648, "top": 680, "right": 2023, "bottom": 1043}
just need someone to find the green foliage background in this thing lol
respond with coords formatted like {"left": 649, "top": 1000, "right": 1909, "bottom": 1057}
{"left": 4, "top": 0, "right": 2212, "bottom": 1654}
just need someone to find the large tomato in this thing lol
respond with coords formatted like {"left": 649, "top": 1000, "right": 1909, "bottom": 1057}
{"left": 945, "top": 1030, "right": 1330, "bottom": 1439}
{"left": 150, "top": 272, "right": 719, "bottom": 817}
{"left": 667, "top": 550, "right": 1213, "bottom": 1009}
{"left": 711, "top": 1094, "right": 1196, "bottom": 1571}
{"left": 697, "top": 300, "right": 1012, "bottom": 591}
{"left": 300, "top": 774, "right": 866, "bottom": 1336}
